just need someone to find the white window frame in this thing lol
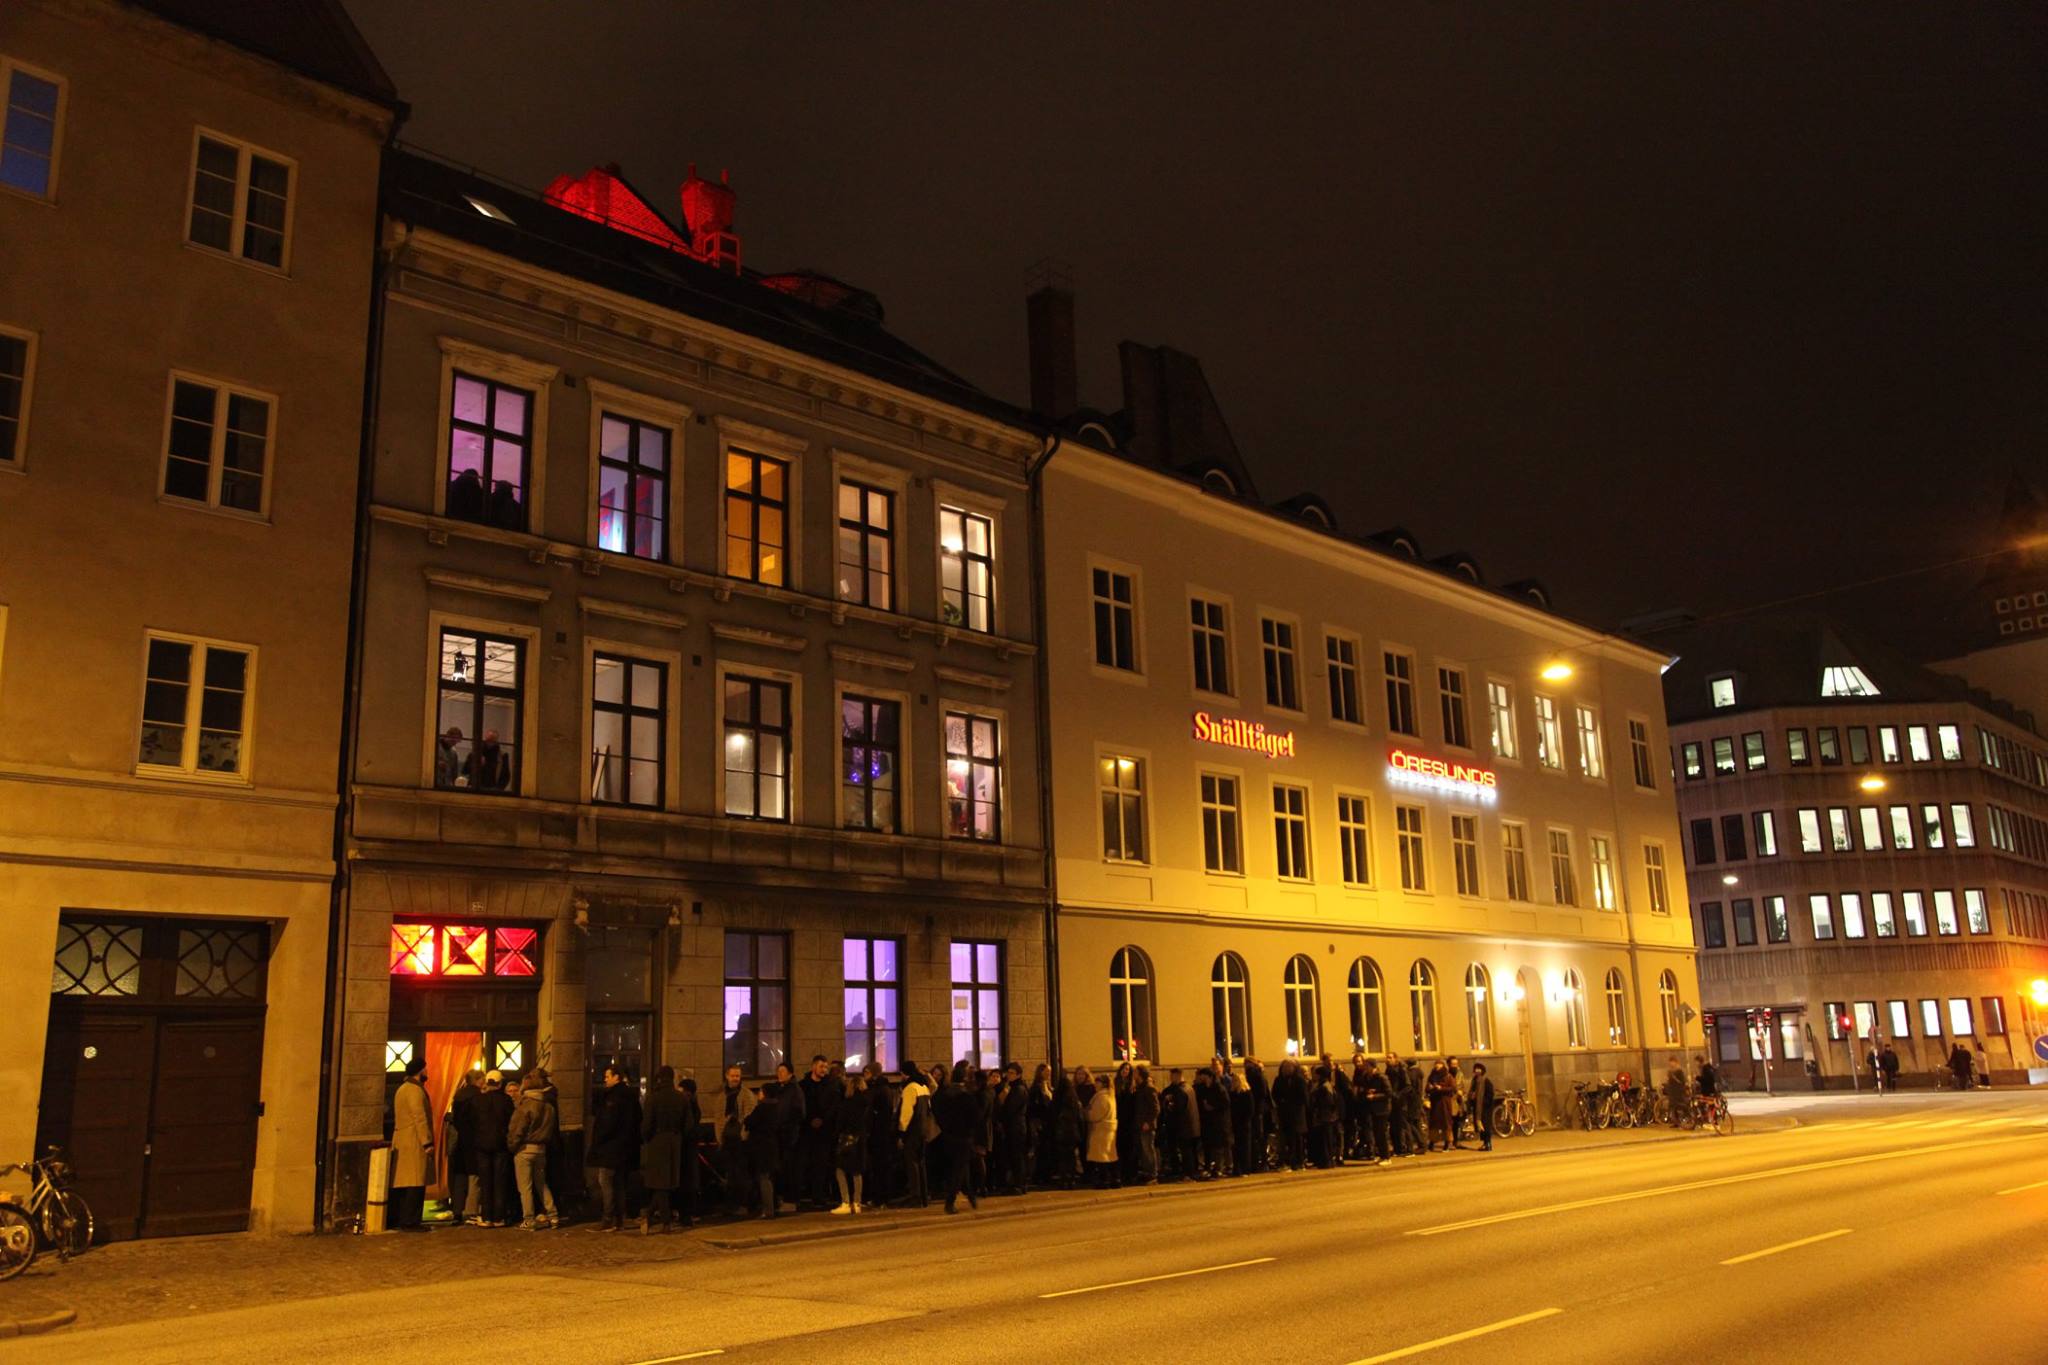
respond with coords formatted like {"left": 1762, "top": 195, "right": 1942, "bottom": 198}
{"left": 1382, "top": 643, "right": 1419, "bottom": 737}
{"left": 1626, "top": 715, "right": 1654, "bottom": 789}
{"left": 1199, "top": 766, "right": 1246, "bottom": 877}
{"left": 584, "top": 634, "right": 685, "bottom": 812}
{"left": 714, "top": 659, "right": 805, "bottom": 824}
{"left": 0, "top": 321, "right": 36, "bottom": 470}
{"left": 1087, "top": 554, "right": 1145, "bottom": 681}
{"left": 1643, "top": 841, "right": 1671, "bottom": 915}
{"left": 1489, "top": 678, "right": 1520, "bottom": 762}
{"left": 159, "top": 369, "right": 278, "bottom": 520}
{"left": 422, "top": 611, "right": 542, "bottom": 798}
{"left": 1436, "top": 660, "right": 1473, "bottom": 750}
{"left": 1708, "top": 675, "right": 1736, "bottom": 709}
{"left": 1395, "top": 803, "right": 1428, "bottom": 892}
{"left": 1188, "top": 589, "right": 1236, "bottom": 700}
{"left": 831, "top": 447, "right": 912, "bottom": 613}
{"left": 932, "top": 479, "right": 1006, "bottom": 636}
{"left": 716, "top": 414, "right": 807, "bottom": 590}
{"left": 1502, "top": 821, "right": 1532, "bottom": 902}
{"left": 938, "top": 696, "right": 1009, "bottom": 843}
{"left": 135, "top": 630, "right": 258, "bottom": 783}
{"left": 1534, "top": 693, "right": 1564, "bottom": 771}
{"left": 1335, "top": 788, "right": 1373, "bottom": 888}
{"left": 1575, "top": 703, "right": 1605, "bottom": 781}
{"left": 1, "top": 56, "right": 68, "bottom": 203}
{"left": 1547, "top": 826, "right": 1580, "bottom": 906}
{"left": 1271, "top": 779, "right": 1312, "bottom": 882}
{"left": 1324, "top": 627, "right": 1366, "bottom": 729}
{"left": 586, "top": 378, "right": 690, "bottom": 566}
{"left": 1257, "top": 608, "right": 1305, "bottom": 715}
{"left": 185, "top": 127, "right": 296, "bottom": 271}
{"left": 833, "top": 678, "right": 914, "bottom": 836}
{"left": 1097, "top": 746, "right": 1151, "bottom": 866}
{"left": 433, "top": 337, "right": 558, "bottom": 528}
{"left": 1450, "top": 811, "right": 1482, "bottom": 898}
{"left": 1589, "top": 833, "right": 1617, "bottom": 910}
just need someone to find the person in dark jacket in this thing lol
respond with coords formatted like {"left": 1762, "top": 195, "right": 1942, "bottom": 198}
{"left": 1159, "top": 1069, "right": 1196, "bottom": 1181}
{"left": 445, "top": 1068, "right": 482, "bottom": 1224}
{"left": 1026, "top": 1064, "right": 1055, "bottom": 1186}
{"left": 896, "top": 1059, "right": 933, "bottom": 1208}
{"left": 639, "top": 1065, "right": 697, "bottom": 1232}
{"left": 996, "top": 1063, "right": 1030, "bottom": 1193}
{"left": 1355, "top": 1059, "right": 1393, "bottom": 1165}
{"left": 1046, "top": 1074, "right": 1083, "bottom": 1188}
{"left": 770, "top": 1063, "right": 806, "bottom": 1204}
{"left": 798, "top": 1055, "right": 838, "bottom": 1211}
{"left": 1324, "top": 1054, "right": 1352, "bottom": 1165}
{"left": 935, "top": 1062, "right": 981, "bottom": 1214}
{"left": 831, "top": 1070, "right": 873, "bottom": 1213}
{"left": 1948, "top": 1041, "right": 1973, "bottom": 1091}
{"left": 1467, "top": 1062, "right": 1498, "bottom": 1152}
{"left": 1425, "top": 1061, "right": 1455, "bottom": 1152}
{"left": 1129, "top": 1065, "right": 1161, "bottom": 1183}
{"left": 862, "top": 1062, "right": 899, "bottom": 1207}
{"left": 1307, "top": 1065, "right": 1340, "bottom": 1168}
{"left": 1246, "top": 1058, "right": 1273, "bottom": 1174}
{"left": 586, "top": 1064, "right": 642, "bottom": 1231}
{"left": 468, "top": 1069, "right": 514, "bottom": 1225}
{"left": 1402, "top": 1059, "right": 1427, "bottom": 1155}
{"left": 712, "top": 1064, "right": 757, "bottom": 1215}
{"left": 745, "top": 1077, "right": 785, "bottom": 1219}
{"left": 1111, "top": 1061, "right": 1137, "bottom": 1184}
{"left": 1384, "top": 1054, "right": 1410, "bottom": 1155}
{"left": 1193, "top": 1069, "right": 1231, "bottom": 1178}
{"left": 1272, "top": 1059, "right": 1309, "bottom": 1170}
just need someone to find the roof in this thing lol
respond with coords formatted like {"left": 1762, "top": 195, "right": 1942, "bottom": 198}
{"left": 1656, "top": 611, "right": 2036, "bottom": 732}
{"left": 383, "top": 149, "right": 1038, "bottom": 436}
{"left": 129, "top": 0, "right": 401, "bottom": 109}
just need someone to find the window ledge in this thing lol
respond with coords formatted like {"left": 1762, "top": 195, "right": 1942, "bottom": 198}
{"left": 158, "top": 494, "right": 271, "bottom": 526}
{"left": 133, "top": 764, "right": 252, "bottom": 789}
{"left": 182, "top": 238, "right": 292, "bottom": 279}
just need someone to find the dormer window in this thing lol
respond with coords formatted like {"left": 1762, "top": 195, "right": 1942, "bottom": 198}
{"left": 1300, "top": 504, "right": 1330, "bottom": 528}
{"left": 1201, "top": 468, "right": 1237, "bottom": 496}
{"left": 1709, "top": 675, "right": 1737, "bottom": 709}
{"left": 1820, "top": 666, "right": 1880, "bottom": 698}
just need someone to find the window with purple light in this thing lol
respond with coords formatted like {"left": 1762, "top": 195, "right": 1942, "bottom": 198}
{"left": 722, "top": 930, "right": 787, "bottom": 1075}
{"left": 949, "top": 939, "right": 1004, "bottom": 1067}
{"left": 842, "top": 936, "right": 900, "bottom": 1072}
{"left": 841, "top": 695, "right": 900, "bottom": 832}
{"left": 446, "top": 372, "right": 531, "bottom": 530}
{"left": 596, "top": 413, "right": 667, "bottom": 559}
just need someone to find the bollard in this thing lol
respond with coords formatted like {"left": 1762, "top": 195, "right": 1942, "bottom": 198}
{"left": 365, "top": 1144, "right": 393, "bottom": 1235}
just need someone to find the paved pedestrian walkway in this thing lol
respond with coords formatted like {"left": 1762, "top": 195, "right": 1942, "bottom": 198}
{"left": 0, "top": 1114, "right": 1785, "bottom": 1338}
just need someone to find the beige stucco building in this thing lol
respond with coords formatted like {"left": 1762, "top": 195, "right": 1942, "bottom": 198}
{"left": 325, "top": 153, "right": 1049, "bottom": 1218}
{"left": 0, "top": 0, "right": 395, "bottom": 1237}
{"left": 1033, "top": 324, "right": 1700, "bottom": 1114}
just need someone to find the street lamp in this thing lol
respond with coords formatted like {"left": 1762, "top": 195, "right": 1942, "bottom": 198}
{"left": 1720, "top": 873, "right": 1739, "bottom": 886}
{"left": 1858, "top": 773, "right": 1887, "bottom": 793}
{"left": 1539, "top": 661, "right": 1574, "bottom": 683}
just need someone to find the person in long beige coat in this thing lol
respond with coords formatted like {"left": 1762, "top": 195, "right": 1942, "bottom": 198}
{"left": 1084, "top": 1072, "right": 1119, "bottom": 1188}
{"left": 390, "top": 1058, "right": 434, "bottom": 1230}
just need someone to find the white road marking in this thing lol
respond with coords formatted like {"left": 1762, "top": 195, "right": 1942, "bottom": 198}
{"left": 1720, "top": 1227, "right": 1854, "bottom": 1266}
{"left": 625, "top": 1352, "right": 724, "bottom": 1365}
{"left": 1996, "top": 1178, "right": 2048, "bottom": 1196}
{"left": 1345, "top": 1308, "right": 1565, "bottom": 1364}
{"left": 1405, "top": 1130, "right": 2048, "bottom": 1236}
{"left": 1038, "top": 1255, "right": 1277, "bottom": 1298}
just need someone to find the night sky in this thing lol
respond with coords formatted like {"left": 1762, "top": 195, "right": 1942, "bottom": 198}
{"left": 343, "top": 2, "right": 2046, "bottom": 639}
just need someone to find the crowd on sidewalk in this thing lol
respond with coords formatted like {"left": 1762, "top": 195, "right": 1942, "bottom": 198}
{"left": 386, "top": 1049, "right": 1516, "bottom": 1234}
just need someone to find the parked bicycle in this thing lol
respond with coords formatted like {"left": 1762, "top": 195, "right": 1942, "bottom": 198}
{"left": 0, "top": 1147, "right": 93, "bottom": 1279}
{"left": 1488, "top": 1089, "right": 1536, "bottom": 1138}
{"left": 1689, "top": 1092, "right": 1733, "bottom": 1136}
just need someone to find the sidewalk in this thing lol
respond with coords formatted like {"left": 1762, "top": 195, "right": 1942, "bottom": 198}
{"left": 0, "top": 1115, "right": 1788, "bottom": 1337}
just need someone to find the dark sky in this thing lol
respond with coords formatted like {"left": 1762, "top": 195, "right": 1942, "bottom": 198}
{"left": 343, "top": 2, "right": 2046, "bottom": 635}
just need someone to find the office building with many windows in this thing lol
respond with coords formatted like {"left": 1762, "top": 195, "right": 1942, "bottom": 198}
{"left": 326, "top": 152, "right": 1048, "bottom": 1219}
{"left": 1662, "top": 615, "right": 2048, "bottom": 1086}
{"left": 1031, "top": 291, "right": 1698, "bottom": 1109}
{"left": 0, "top": 0, "right": 398, "bottom": 1237}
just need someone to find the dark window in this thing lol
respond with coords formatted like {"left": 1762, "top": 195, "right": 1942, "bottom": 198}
{"left": 1817, "top": 727, "right": 1841, "bottom": 765}
{"left": 722, "top": 931, "right": 789, "bottom": 1075}
{"left": 1191, "top": 598, "right": 1231, "bottom": 694}
{"left": 446, "top": 372, "right": 533, "bottom": 530}
{"left": 1699, "top": 902, "right": 1726, "bottom": 949}
{"left": 724, "top": 448, "right": 789, "bottom": 584}
{"left": 722, "top": 675, "right": 790, "bottom": 820}
{"left": 1201, "top": 772, "right": 1242, "bottom": 874}
{"left": 0, "top": 331, "right": 28, "bottom": 463}
{"left": 1847, "top": 726, "right": 1871, "bottom": 765}
{"left": 1, "top": 66, "right": 61, "bottom": 199}
{"left": 1720, "top": 813, "right": 1748, "bottom": 862}
{"left": 1261, "top": 618, "right": 1299, "bottom": 709}
{"left": 1732, "top": 898, "right": 1757, "bottom": 946}
{"left": 1439, "top": 668, "right": 1470, "bottom": 747}
{"left": 836, "top": 479, "right": 895, "bottom": 609}
{"left": 1690, "top": 817, "right": 1717, "bottom": 865}
{"left": 840, "top": 694, "right": 901, "bottom": 832}
{"left": 435, "top": 629, "right": 523, "bottom": 793}
{"left": 596, "top": 413, "right": 668, "bottom": 560}
{"left": 590, "top": 652, "right": 665, "bottom": 807}
{"left": 1092, "top": 567, "right": 1137, "bottom": 670}
{"left": 1327, "top": 636, "right": 1361, "bottom": 723}
{"left": 1629, "top": 720, "right": 1656, "bottom": 788}
{"left": 1384, "top": 651, "right": 1417, "bottom": 736}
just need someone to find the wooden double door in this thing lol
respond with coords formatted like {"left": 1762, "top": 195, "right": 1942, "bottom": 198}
{"left": 37, "top": 1006, "right": 266, "bottom": 1240}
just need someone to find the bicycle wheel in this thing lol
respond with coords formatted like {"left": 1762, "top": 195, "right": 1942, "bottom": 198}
{"left": 0, "top": 1206, "right": 35, "bottom": 1281}
{"left": 1518, "top": 1103, "right": 1536, "bottom": 1137}
{"left": 1714, "top": 1103, "right": 1733, "bottom": 1136}
{"left": 42, "top": 1191, "right": 92, "bottom": 1254}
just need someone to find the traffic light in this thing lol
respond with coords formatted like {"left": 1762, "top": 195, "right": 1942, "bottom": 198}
{"left": 1836, "top": 1010, "right": 1853, "bottom": 1033}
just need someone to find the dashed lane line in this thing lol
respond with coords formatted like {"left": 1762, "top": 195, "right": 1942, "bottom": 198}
{"left": 1344, "top": 1308, "right": 1565, "bottom": 1364}
{"left": 1038, "top": 1256, "right": 1277, "bottom": 1299}
{"left": 1720, "top": 1227, "right": 1854, "bottom": 1266}
{"left": 1995, "top": 1178, "right": 2048, "bottom": 1196}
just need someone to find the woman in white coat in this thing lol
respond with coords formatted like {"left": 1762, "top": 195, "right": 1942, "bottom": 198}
{"left": 390, "top": 1058, "right": 434, "bottom": 1230}
{"left": 1084, "top": 1071, "right": 1120, "bottom": 1189}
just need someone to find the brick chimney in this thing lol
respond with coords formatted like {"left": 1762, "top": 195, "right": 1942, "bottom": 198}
{"left": 1026, "top": 259, "right": 1077, "bottom": 421}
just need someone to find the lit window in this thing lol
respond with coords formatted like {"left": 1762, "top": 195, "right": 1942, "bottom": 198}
{"left": 493, "top": 1040, "right": 524, "bottom": 1072}
{"left": 840, "top": 694, "right": 901, "bottom": 833}
{"left": 1348, "top": 958, "right": 1383, "bottom": 1052}
{"left": 1788, "top": 728, "right": 1810, "bottom": 765}
{"left": 1889, "top": 806, "right": 1914, "bottom": 851}
{"left": 1907, "top": 726, "right": 1933, "bottom": 762}
{"left": 1627, "top": 718, "right": 1653, "bottom": 788}
{"left": 1502, "top": 823, "right": 1531, "bottom": 902}
{"left": 1548, "top": 829, "right": 1579, "bottom": 906}
{"left": 389, "top": 923, "right": 540, "bottom": 980}
{"left": 1272, "top": 782, "right": 1310, "bottom": 880}
{"left": 724, "top": 675, "right": 791, "bottom": 821}
{"left": 1283, "top": 955, "right": 1320, "bottom": 1055}
{"left": 725, "top": 449, "right": 789, "bottom": 584}
{"left": 1191, "top": 598, "right": 1231, "bottom": 695}
{"left": 591, "top": 653, "right": 666, "bottom": 808}
{"left": 1933, "top": 890, "right": 1960, "bottom": 936}
{"left": 939, "top": 507, "right": 995, "bottom": 632}
{"left": 1212, "top": 953, "right": 1251, "bottom": 1060}
{"left": 1534, "top": 696, "right": 1563, "bottom": 770}
{"left": 1492, "top": 682, "right": 1521, "bottom": 760}
{"left": 1201, "top": 772, "right": 1242, "bottom": 874}
{"left": 384, "top": 1040, "right": 412, "bottom": 1074}
{"left": 1820, "top": 665, "right": 1881, "bottom": 698}
{"left": 1, "top": 60, "right": 64, "bottom": 199}
{"left": 1440, "top": 668, "right": 1471, "bottom": 748}
{"left": 1644, "top": 843, "right": 1670, "bottom": 914}
{"left": 1325, "top": 634, "right": 1360, "bottom": 722}
{"left": 1712, "top": 737, "right": 1736, "bottom": 775}
{"left": 1901, "top": 892, "right": 1928, "bottom": 936}
{"left": 1841, "top": 894, "right": 1867, "bottom": 940}
{"left": 1764, "top": 896, "right": 1790, "bottom": 943}
{"left": 436, "top": 629, "right": 523, "bottom": 793}
{"left": 944, "top": 711, "right": 1001, "bottom": 841}
{"left": 1092, "top": 567, "right": 1139, "bottom": 671}
{"left": 163, "top": 375, "right": 272, "bottom": 515}
{"left": 1408, "top": 960, "right": 1438, "bottom": 1052}
{"left": 1708, "top": 676, "right": 1736, "bottom": 708}
{"left": 1797, "top": 808, "right": 1822, "bottom": 853}
{"left": 1858, "top": 807, "right": 1884, "bottom": 852}
{"left": 1603, "top": 968, "right": 1628, "bottom": 1045}
{"left": 1575, "top": 705, "right": 1604, "bottom": 778}
{"left": 1920, "top": 804, "right": 1945, "bottom": 849}
{"left": 1109, "top": 946, "right": 1153, "bottom": 1063}
{"left": 187, "top": 132, "right": 292, "bottom": 268}
{"left": 1682, "top": 741, "right": 1704, "bottom": 780}
{"left": 1809, "top": 894, "right": 1835, "bottom": 940}
{"left": 0, "top": 325, "right": 33, "bottom": 464}
{"left": 1829, "top": 808, "right": 1853, "bottom": 852}
{"left": 1261, "top": 618, "right": 1300, "bottom": 710}
{"left": 1465, "top": 963, "right": 1494, "bottom": 1051}
{"left": 724, "top": 931, "right": 789, "bottom": 1075}
{"left": 1658, "top": 971, "right": 1680, "bottom": 1044}
{"left": 1589, "top": 835, "right": 1616, "bottom": 909}
{"left": 1872, "top": 893, "right": 1897, "bottom": 938}
{"left": 138, "top": 634, "right": 252, "bottom": 777}
{"left": 1937, "top": 725, "right": 1963, "bottom": 762}
{"left": 1396, "top": 805, "right": 1426, "bottom": 891}
{"left": 836, "top": 480, "right": 895, "bottom": 609}
{"left": 1100, "top": 755, "right": 1147, "bottom": 863}
{"left": 1964, "top": 888, "right": 1990, "bottom": 935}
{"left": 447, "top": 373, "right": 533, "bottom": 531}
{"left": 951, "top": 940, "right": 1005, "bottom": 1066}
{"left": 1743, "top": 732, "right": 1766, "bottom": 770}
{"left": 1337, "top": 793, "right": 1369, "bottom": 886}
{"left": 1451, "top": 813, "right": 1480, "bottom": 896}
{"left": 1946, "top": 997, "right": 1972, "bottom": 1036}
{"left": 1753, "top": 810, "right": 1778, "bottom": 857}
{"left": 1384, "top": 651, "right": 1417, "bottom": 736}
{"left": 845, "top": 936, "right": 902, "bottom": 1073}
{"left": 1562, "top": 968, "right": 1588, "bottom": 1047}
{"left": 597, "top": 414, "right": 669, "bottom": 560}
{"left": 493, "top": 927, "right": 538, "bottom": 976}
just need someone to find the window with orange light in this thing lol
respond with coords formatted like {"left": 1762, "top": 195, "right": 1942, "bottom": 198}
{"left": 389, "top": 922, "right": 541, "bottom": 980}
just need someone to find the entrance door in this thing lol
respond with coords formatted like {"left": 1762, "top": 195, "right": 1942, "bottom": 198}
{"left": 37, "top": 1011, "right": 156, "bottom": 1239}
{"left": 589, "top": 1013, "right": 651, "bottom": 1092}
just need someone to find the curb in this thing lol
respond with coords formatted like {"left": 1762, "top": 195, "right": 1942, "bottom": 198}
{"left": 704, "top": 1118, "right": 1801, "bottom": 1250}
{"left": 0, "top": 1308, "right": 77, "bottom": 1339}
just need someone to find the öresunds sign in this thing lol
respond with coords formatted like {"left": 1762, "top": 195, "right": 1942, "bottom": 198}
{"left": 1387, "top": 747, "right": 1499, "bottom": 803}
{"left": 1193, "top": 711, "right": 1296, "bottom": 759}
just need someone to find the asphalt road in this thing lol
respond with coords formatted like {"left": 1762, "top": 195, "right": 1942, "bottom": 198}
{"left": 13, "top": 1089, "right": 2048, "bottom": 1365}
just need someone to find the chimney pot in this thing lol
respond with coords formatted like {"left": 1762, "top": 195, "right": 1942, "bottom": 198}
{"left": 1026, "top": 261, "right": 1078, "bottom": 421}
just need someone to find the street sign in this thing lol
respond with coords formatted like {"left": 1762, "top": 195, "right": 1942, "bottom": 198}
{"left": 2032, "top": 1033, "right": 2048, "bottom": 1065}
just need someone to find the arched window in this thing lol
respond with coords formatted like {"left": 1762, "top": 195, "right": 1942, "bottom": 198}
{"left": 1408, "top": 959, "right": 1438, "bottom": 1053}
{"left": 1347, "top": 957, "right": 1384, "bottom": 1053}
{"left": 1109, "top": 946, "right": 1155, "bottom": 1062}
{"left": 1283, "top": 954, "right": 1320, "bottom": 1056}
{"left": 1658, "top": 970, "right": 1680, "bottom": 1045}
{"left": 1604, "top": 968, "right": 1629, "bottom": 1046}
{"left": 1464, "top": 963, "right": 1494, "bottom": 1052}
{"left": 1211, "top": 952, "right": 1251, "bottom": 1060}
{"left": 1562, "top": 967, "right": 1588, "bottom": 1048}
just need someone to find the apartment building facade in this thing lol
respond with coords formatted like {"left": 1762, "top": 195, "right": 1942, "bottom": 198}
{"left": 1664, "top": 616, "right": 2048, "bottom": 1087}
{"left": 0, "top": 0, "right": 396, "bottom": 1237}
{"left": 1035, "top": 328, "right": 1699, "bottom": 1111}
{"left": 326, "top": 153, "right": 1049, "bottom": 1218}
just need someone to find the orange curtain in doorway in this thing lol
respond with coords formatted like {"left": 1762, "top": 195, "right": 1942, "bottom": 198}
{"left": 422, "top": 1031, "right": 484, "bottom": 1199}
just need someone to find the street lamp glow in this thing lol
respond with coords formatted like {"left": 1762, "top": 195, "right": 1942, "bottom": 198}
{"left": 2030, "top": 977, "right": 2048, "bottom": 1007}
{"left": 1539, "top": 661, "right": 1574, "bottom": 683}
{"left": 1721, "top": 873, "right": 1739, "bottom": 886}
{"left": 1858, "top": 773, "right": 1888, "bottom": 793}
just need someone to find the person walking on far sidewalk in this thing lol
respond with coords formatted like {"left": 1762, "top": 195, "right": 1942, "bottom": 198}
{"left": 509, "top": 1068, "right": 560, "bottom": 1228}
{"left": 1468, "top": 1063, "right": 1497, "bottom": 1152}
{"left": 1948, "top": 1041, "right": 1973, "bottom": 1092}
{"left": 389, "top": 1057, "right": 433, "bottom": 1231}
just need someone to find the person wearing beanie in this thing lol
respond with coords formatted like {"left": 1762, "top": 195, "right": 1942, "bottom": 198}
{"left": 389, "top": 1057, "right": 433, "bottom": 1231}
{"left": 469, "top": 1070, "right": 514, "bottom": 1226}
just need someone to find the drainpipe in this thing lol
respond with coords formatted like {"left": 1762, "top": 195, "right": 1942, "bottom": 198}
{"left": 1026, "top": 431, "right": 1062, "bottom": 1068}
{"left": 314, "top": 152, "right": 406, "bottom": 1231}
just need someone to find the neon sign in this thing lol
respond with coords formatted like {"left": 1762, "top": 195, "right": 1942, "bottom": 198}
{"left": 1387, "top": 747, "right": 1498, "bottom": 803}
{"left": 1193, "top": 711, "right": 1296, "bottom": 760}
